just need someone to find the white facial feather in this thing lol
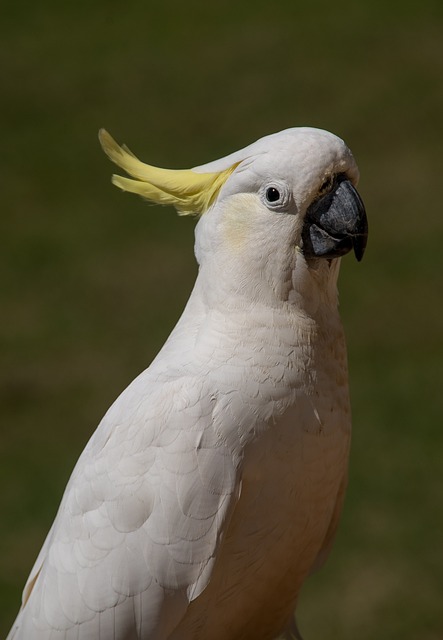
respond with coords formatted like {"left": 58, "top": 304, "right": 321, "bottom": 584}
{"left": 194, "top": 128, "right": 359, "bottom": 310}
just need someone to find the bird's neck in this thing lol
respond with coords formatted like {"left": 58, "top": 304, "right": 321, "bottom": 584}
{"left": 151, "top": 256, "right": 345, "bottom": 386}
{"left": 193, "top": 251, "right": 341, "bottom": 322}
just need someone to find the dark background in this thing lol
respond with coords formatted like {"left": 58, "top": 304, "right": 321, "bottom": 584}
{"left": 1, "top": 1, "right": 443, "bottom": 637}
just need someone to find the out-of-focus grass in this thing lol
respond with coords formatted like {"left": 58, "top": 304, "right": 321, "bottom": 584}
{"left": 1, "top": 1, "right": 443, "bottom": 637}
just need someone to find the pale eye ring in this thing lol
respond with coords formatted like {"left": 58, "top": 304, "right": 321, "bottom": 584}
{"left": 258, "top": 179, "right": 294, "bottom": 213}
{"left": 260, "top": 181, "right": 292, "bottom": 212}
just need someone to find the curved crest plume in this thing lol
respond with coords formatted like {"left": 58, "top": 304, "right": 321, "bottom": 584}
{"left": 99, "top": 129, "right": 237, "bottom": 216}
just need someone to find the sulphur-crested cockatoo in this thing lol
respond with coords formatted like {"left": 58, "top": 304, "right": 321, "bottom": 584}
{"left": 8, "top": 127, "right": 367, "bottom": 640}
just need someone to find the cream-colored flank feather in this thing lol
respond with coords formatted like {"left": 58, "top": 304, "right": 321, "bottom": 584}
{"left": 8, "top": 127, "right": 367, "bottom": 640}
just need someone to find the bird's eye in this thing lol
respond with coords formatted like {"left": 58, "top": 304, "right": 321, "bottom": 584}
{"left": 266, "top": 187, "right": 281, "bottom": 203}
{"left": 260, "top": 182, "right": 291, "bottom": 212}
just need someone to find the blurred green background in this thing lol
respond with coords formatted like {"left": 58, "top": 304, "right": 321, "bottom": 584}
{"left": 1, "top": 0, "right": 442, "bottom": 638}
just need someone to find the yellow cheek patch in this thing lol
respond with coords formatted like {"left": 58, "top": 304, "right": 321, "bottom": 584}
{"left": 221, "top": 194, "right": 257, "bottom": 250}
{"left": 99, "top": 129, "right": 237, "bottom": 216}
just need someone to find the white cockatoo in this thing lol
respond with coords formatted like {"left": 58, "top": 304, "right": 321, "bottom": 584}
{"left": 8, "top": 127, "right": 367, "bottom": 640}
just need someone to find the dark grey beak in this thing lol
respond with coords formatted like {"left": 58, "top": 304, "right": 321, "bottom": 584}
{"left": 302, "top": 176, "right": 368, "bottom": 262}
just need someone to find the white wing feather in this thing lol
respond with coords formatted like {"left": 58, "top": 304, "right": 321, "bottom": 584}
{"left": 8, "top": 364, "right": 241, "bottom": 639}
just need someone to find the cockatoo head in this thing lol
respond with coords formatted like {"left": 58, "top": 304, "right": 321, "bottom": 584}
{"left": 100, "top": 128, "right": 367, "bottom": 308}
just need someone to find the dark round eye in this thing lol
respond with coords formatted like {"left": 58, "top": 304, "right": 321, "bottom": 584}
{"left": 266, "top": 187, "right": 281, "bottom": 203}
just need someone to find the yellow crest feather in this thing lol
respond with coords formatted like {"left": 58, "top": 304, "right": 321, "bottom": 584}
{"left": 99, "top": 129, "right": 237, "bottom": 215}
